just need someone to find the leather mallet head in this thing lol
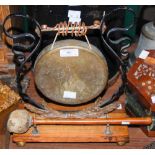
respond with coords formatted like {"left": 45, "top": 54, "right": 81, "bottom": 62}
{"left": 7, "top": 109, "right": 32, "bottom": 133}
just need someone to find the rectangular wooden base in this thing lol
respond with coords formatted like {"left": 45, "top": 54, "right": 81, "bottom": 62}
{"left": 12, "top": 124, "right": 129, "bottom": 146}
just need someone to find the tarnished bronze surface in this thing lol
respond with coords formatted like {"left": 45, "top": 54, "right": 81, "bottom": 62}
{"left": 34, "top": 39, "right": 108, "bottom": 105}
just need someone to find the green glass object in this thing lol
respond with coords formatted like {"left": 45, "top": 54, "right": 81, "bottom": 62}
{"left": 124, "top": 5, "right": 140, "bottom": 38}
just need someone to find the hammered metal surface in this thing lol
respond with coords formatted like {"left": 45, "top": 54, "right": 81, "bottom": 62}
{"left": 34, "top": 39, "right": 108, "bottom": 105}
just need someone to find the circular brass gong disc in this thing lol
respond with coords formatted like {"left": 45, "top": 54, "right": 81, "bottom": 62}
{"left": 34, "top": 39, "right": 108, "bottom": 105}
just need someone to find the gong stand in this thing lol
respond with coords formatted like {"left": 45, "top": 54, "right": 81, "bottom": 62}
{"left": 2, "top": 7, "right": 135, "bottom": 111}
{"left": 2, "top": 7, "right": 139, "bottom": 146}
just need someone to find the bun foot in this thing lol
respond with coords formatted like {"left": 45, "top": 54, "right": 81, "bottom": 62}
{"left": 16, "top": 142, "right": 26, "bottom": 147}
{"left": 117, "top": 141, "right": 126, "bottom": 146}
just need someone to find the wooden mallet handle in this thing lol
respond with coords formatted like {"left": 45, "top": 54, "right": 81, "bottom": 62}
{"left": 34, "top": 117, "right": 152, "bottom": 125}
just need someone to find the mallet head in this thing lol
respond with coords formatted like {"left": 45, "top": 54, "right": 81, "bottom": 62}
{"left": 7, "top": 109, "right": 32, "bottom": 133}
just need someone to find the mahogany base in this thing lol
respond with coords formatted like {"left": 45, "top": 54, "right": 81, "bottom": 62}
{"left": 11, "top": 112, "right": 129, "bottom": 146}
{"left": 12, "top": 125, "right": 129, "bottom": 145}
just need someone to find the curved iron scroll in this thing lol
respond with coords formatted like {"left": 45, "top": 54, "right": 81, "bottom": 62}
{"left": 99, "top": 7, "right": 135, "bottom": 108}
{"left": 3, "top": 13, "right": 45, "bottom": 110}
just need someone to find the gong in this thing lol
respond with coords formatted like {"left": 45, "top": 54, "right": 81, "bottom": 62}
{"left": 34, "top": 39, "right": 108, "bottom": 105}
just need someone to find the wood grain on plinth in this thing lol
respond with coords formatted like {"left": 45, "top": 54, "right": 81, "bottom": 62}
{"left": 12, "top": 124, "right": 129, "bottom": 143}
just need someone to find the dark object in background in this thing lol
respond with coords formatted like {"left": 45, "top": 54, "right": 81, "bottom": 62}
{"left": 144, "top": 141, "right": 155, "bottom": 149}
{"left": 27, "top": 5, "right": 123, "bottom": 26}
{"left": 136, "top": 5, "right": 155, "bottom": 36}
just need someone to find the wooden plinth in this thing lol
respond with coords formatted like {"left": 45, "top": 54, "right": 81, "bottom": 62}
{"left": 11, "top": 112, "right": 129, "bottom": 146}
{"left": 12, "top": 125, "right": 129, "bottom": 145}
